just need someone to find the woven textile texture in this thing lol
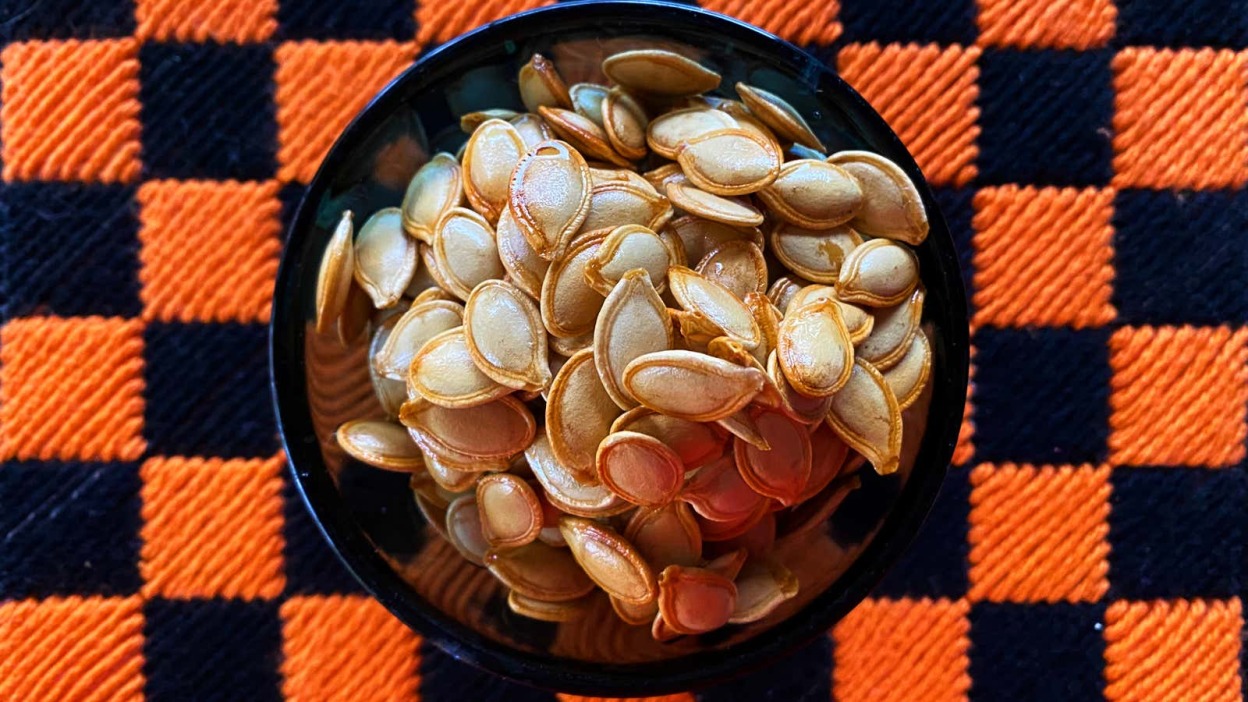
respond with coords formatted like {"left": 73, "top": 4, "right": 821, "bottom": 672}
{"left": 0, "top": 0, "right": 1245, "bottom": 699}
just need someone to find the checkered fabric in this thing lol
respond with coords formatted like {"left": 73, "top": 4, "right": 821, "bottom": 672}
{"left": 0, "top": 0, "right": 1244, "bottom": 699}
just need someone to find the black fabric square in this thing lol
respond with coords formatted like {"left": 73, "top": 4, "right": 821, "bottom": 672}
{"left": 143, "top": 599, "right": 282, "bottom": 702}
{"left": 700, "top": 633, "right": 833, "bottom": 702}
{"left": 839, "top": 0, "right": 977, "bottom": 44}
{"left": 873, "top": 468, "right": 970, "bottom": 599}
{"left": 973, "top": 327, "right": 1110, "bottom": 464}
{"left": 1116, "top": 0, "right": 1248, "bottom": 48}
{"left": 969, "top": 603, "right": 1106, "bottom": 701}
{"left": 1108, "top": 467, "right": 1245, "bottom": 599}
{"left": 0, "top": 460, "right": 141, "bottom": 599}
{"left": 0, "top": 0, "right": 133, "bottom": 41}
{"left": 277, "top": 0, "right": 416, "bottom": 39}
{"left": 0, "top": 183, "right": 140, "bottom": 318}
{"left": 933, "top": 186, "right": 976, "bottom": 312}
{"left": 977, "top": 50, "right": 1114, "bottom": 186}
{"left": 144, "top": 322, "right": 277, "bottom": 457}
{"left": 283, "top": 471, "right": 366, "bottom": 595}
{"left": 420, "top": 643, "right": 557, "bottom": 702}
{"left": 1113, "top": 189, "right": 1248, "bottom": 325}
{"left": 139, "top": 43, "right": 277, "bottom": 180}
{"left": 279, "top": 183, "right": 307, "bottom": 242}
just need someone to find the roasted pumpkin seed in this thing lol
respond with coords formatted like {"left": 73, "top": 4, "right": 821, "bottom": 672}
{"left": 518, "top": 53, "right": 572, "bottom": 113}
{"left": 777, "top": 298, "right": 854, "bottom": 397}
{"left": 538, "top": 106, "right": 630, "bottom": 168}
{"left": 602, "top": 88, "right": 649, "bottom": 161}
{"left": 445, "top": 494, "right": 489, "bottom": 566}
{"left": 800, "top": 422, "right": 851, "bottom": 502}
{"left": 597, "top": 430, "right": 685, "bottom": 507}
{"left": 882, "top": 329, "right": 932, "bottom": 411}
{"left": 315, "top": 210, "right": 355, "bottom": 334}
{"left": 766, "top": 274, "right": 811, "bottom": 314}
{"left": 507, "top": 590, "right": 594, "bottom": 622}
{"left": 766, "top": 349, "right": 833, "bottom": 425}
{"left": 666, "top": 215, "right": 763, "bottom": 264}
{"left": 509, "top": 140, "right": 592, "bottom": 260}
{"left": 668, "top": 265, "right": 762, "bottom": 347}
{"left": 545, "top": 348, "right": 622, "bottom": 483}
{"left": 664, "top": 180, "right": 764, "bottom": 227}
{"left": 695, "top": 240, "right": 768, "bottom": 299}
{"left": 729, "top": 558, "right": 798, "bottom": 624}
{"left": 463, "top": 119, "right": 527, "bottom": 222}
{"left": 510, "top": 113, "right": 555, "bottom": 150}
{"left": 541, "top": 231, "right": 607, "bottom": 338}
{"left": 857, "top": 288, "right": 923, "bottom": 370}
{"left": 611, "top": 407, "right": 728, "bottom": 469}
{"left": 602, "top": 49, "right": 721, "bottom": 97}
{"left": 625, "top": 502, "right": 702, "bottom": 569}
{"left": 825, "top": 359, "right": 902, "bottom": 475}
{"left": 593, "top": 269, "right": 673, "bottom": 409}
{"left": 768, "top": 222, "right": 862, "bottom": 284}
{"left": 681, "top": 454, "right": 766, "bottom": 523}
{"left": 408, "top": 327, "right": 511, "bottom": 408}
{"left": 399, "top": 395, "right": 535, "bottom": 461}
{"left": 336, "top": 419, "right": 425, "bottom": 471}
{"left": 828, "top": 150, "right": 928, "bottom": 244}
{"left": 432, "top": 207, "right": 506, "bottom": 300}
{"left": 676, "top": 128, "right": 780, "bottom": 196}
{"left": 477, "top": 473, "right": 544, "bottom": 548}
{"left": 580, "top": 180, "right": 672, "bottom": 233}
{"left": 401, "top": 153, "right": 463, "bottom": 242}
{"left": 494, "top": 208, "right": 550, "bottom": 299}
{"left": 735, "top": 82, "right": 824, "bottom": 151}
{"left": 460, "top": 109, "right": 521, "bottom": 132}
{"left": 758, "top": 159, "right": 863, "bottom": 230}
{"left": 559, "top": 516, "right": 658, "bottom": 606}
{"left": 570, "top": 82, "right": 610, "bottom": 125}
{"left": 836, "top": 238, "right": 919, "bottom": 307}
{"left": 657, "top": 565, "right": 737, "bottom": 635}
{"left": 464, "top": 279, "right": 551, "bottom": 391}
{"left": 526, "top": 429, "right": 629, "bottom": 517}
{"left": 375, "top": 299, "right": 463, "bottom": 380}
{"left": 485, "top": 541, "right": 596, "bottom": 602}
{"left": 733, "top": 410, "right": 812, "bottom": 506}
{"left": 622, "top": 350, "right": 765, "bottom": 422}
{"left": 584, "top": 224, "right": 671, "bottom": 296}
{"left": 612, "top": 596, "right": 660, "bottom": 626}
{"left": 354, "top": 207, "right": 417, "bottom": 308}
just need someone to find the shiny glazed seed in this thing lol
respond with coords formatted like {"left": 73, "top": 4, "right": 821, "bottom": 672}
{"left": 559, "top": 516, "right": 658, "bottom": 605}
{"left": 622, "top": 349, "right": 765, "bottom": 422}
{"left": 602, "top": 88, "right": 649, "bottom": 161}
{"left": 777, "top": 298, "right": 854, "bottom": 397}
{"left": 735, "top": 82, "right": 824, "bottom": 151}
{"left": 509, "top": 140, "right": 592, "bottom": 261}
{"left": 526, "top": 430, "right": 628, "bottom": 517}
{"left": 676, "top": 128, "right": 780, "bottom": 196}
{"left": 375, "top": 299, "right": 463, "bottom": 380}
{"left": 579, "top": 180, "right": 672, "bottom": 233}
{"left": 668, "top": 265, "right": 762, "bottom": 347}
{"left": 857, "top": 289, "right": 924, "bottom": 370}
{"left": 696, "top": 240, "right": 768, "bottom": 299}
{"left": 611, "top": 406, "right": 728, "bottom": 469}
{"left": 518, "top": 53, "right": 572, "bottom": 113}
{"left": 476, "top": 473, "right": 544, "bottom": 548}
{"left": 664, "top": 181, "right": 764, "bottom": 227}
{"left": 315, "top": 210, "right": 355, "bottom": 334}
{"left": 733, "top": 410, "right": 812, "bottom": 505}
{"left": 768, "top": 223, "right": 862, "bottom": 284}
{"left": 583, "top": 224, "right": 671, "bottom": 296}
{"left": 592, "top": 269, "right": 673, "bottom": 409}
{"left": 829, "top": 150, "right": 929, "bottom": 244}
{"left": 758, "top": 160, "right": 863, "bottom": 230}
{"left": 601, "top": 49, "right": 721, "bottom": 97}
{"left": 597, "top": 431, "right": 685, "bottom": 507}
{"left": 432, "top": 207, "right": 506, "bottom": 300}
{"left": 657, "top": 565, "right": 737, "bottom": 635}
{"left": 494, "top": 208, "right": 550, "bottom": 299}
{"left": 354, "top": 208, "right": 417, "bottom": 308}
{"left": 485, "top": 541, "right": 596, "bottom": 602}
{"left": 882, "top": 329, "right": 932, "bottom": 410}
{"left": 624, "top": 502, "right": 703, "bottom": 569}
{"left": 463, "top": 279, "right": 551, "bottom": 391}
{"left": 407, "top": 327, "right": 511, "bottom": 408}
{"left": 836, "top": 238, "right": 920, "bottom": 307}
{"left": 463, "top": 119, "right": 527, "bottom": 223}
{"left": 399, "top": 395, "right": 536, "bottom": 461}
{"left": 825, "top": 359, "right": 903, "bottom": 475}
{"left": 401, "top": 153, "right": 463, "bottom": 242}
{"left": 545, "top": 348, "right": 622, "bottom": 483}
{"left": 538, "top": 106, "right": 631, "bottom": 168}
{"left": 335, "top": 420, "right": 425, "bottom": 471}
{"left": 540, "top": 232, "right": 607, "bottom": 339}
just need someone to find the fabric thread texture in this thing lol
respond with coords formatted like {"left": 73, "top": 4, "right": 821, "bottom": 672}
{"left": 0, "top": 0, "right": 1244, "bottom": 700}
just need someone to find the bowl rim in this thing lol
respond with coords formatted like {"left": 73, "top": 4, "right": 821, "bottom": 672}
{"left": 270, "top": 0, "right": 970, "bottom": 694}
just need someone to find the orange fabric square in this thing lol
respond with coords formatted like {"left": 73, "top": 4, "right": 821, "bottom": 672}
{"left": 838, "top": 43, "right": 980, "bottom": 187}
{"left": 698, "top": 0, "right": 840, "bottom": 45}
{"left": 1112, "top": 48, "right": 1248, "bottom": 190}
{"left": 972, "top": 186, "right": 1116, "bottom": 329}
{"left": 968, "top": 463, "right": 1110, "bottom": 603}
{"left": 281, "top": 595, "right": 420, "bottom": 701}
{"left": 0, "top": 317, "right": 145, "bottom": 461}
{"left": 953, "top": 345, "right": 976, "bottom": 466}
{"left": 136, "top": 0, "right": 277, "bottom": 42}
{"left": 275, "top": 41, "right": 418, "bottom": 183}
{"left": 1109, "top": 326, "right": 1248, "bottom": 467}
{"left": 833, "top": 598, "right": 970, "bottom": 702}
{"left": 417, "top": 0, "right": 553, "bottom": 45}
{"left": 140, "top": 454, "right": 286, "bottom": 599}
{"left": 0, "top": 39, "right": 141, "bottom": 183}
{"left": 0, "top": 596, "right": 145, "bottom": 702}
{"left": 1104, "top": 599, "right": 1243, "bottom": 702}
{"left": 977, "top": 0, "right": 1115, "bottom": 49}
{"left": 138, "top": 180, "right": 282, "bottom": 323}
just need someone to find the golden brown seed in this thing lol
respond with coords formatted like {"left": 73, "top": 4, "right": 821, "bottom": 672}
{"left": 407, "top": 327, "right": 511, "bottom": 408}
{"left": 668, "top": 265, "right": 762, "bottom": 347}
{"left": 664, "top": 181, "right": 764, "bottom": 227}
{"left": 540, "top": 231, "right": 607, "bottom": 339}
{"left": 518, "top": 53, "right": 572, "bottom": 113}
{"left": 777, "top": 298, "right": 854, "bottom": 397}
{"left": 744, "top": 292, "right": 782, "bottom": 365}
{"left": 681, "top": 453, "right": 766, "bottom": 524}
{"left": 666, "top": 215, "right": 764, "bottom": 265}
{"left": 545, "top": 348, "right": 622, "bottom": 483}
{"left": 757, "top": 159, "right": 863, "bottom": 230}
{"left": 715, "top": 409, "right": 770, "bottom": 450}
{"left": 735, "top": 82, "right": 825, "bottom": 151}
{"left": 625, "top": 502, "right": 702, "bottom": 569}
{"left": 786, "top": 285, "right": 873, "bottom": 343}
{"left": 836, "top": 238, "right": 920, "bottom": 307}
{"left": 592, "top": 269, "right": 673, "bottom": 409}
{"left": 460, "top": 109, "right": 521, "bottom": 132}
{"left": 724, "top": 106, "right": 783, "bottom": 154}
{"left": 538, "top": 106, "right": 631, "bottom": 168}
{"left": 337, "top": 282, "right": 371, "bottom": 344}
{"left": 584, "top": 224, "right": 671, "bottom": 296}
{"left": 485, "top": 541, "right": 596, "bottom": 602}
{"left": 612, "top": 596, "right": 659, "bottom": 626}
{"left": 494, "top": 208, "right": 550, "bottom": 299}
{"left": 422, "top": 449, "right": 485, "bottom": 492}
{"left": 335, "top": 420, "right": 425, "bottom": 471}
{"left": 657, "top": 565, "right": 737, "bottom": 635}
{"left": 766, "top": 274, "right": 811, "bottom": 314}
{"left": 826, "top": 359, "right": 902, "bottom": 475}
{"left": 463, "top": 119, "right": 527, "bottom": 223}
{"left": 507, "top": 591, "right": 594, "bottom": 622}
{"left": 857, "top": 289, "right": 924, "bottom": 370}
{"left": 401, "top": 153, "right": 463, "bottom": 242}
{"left": 580, "top": 180, "right": 672, "bottom": 234}
{"left": 799, "top": 422, "right": 851, "bottom": 502}
{"left": 622, "top": 350, "right": 765, "bottom": 422}
{"left": 828, "top": 150, "right": 929, "bottom": 244}
{"left": 696, "top": 240, "right": 768, "bottom": 299}
{"left": 375, "top": 299, "right": 464, "bottom": 380}
{"left": 510, "top": 113, "right": 555, "bottom": 150}
{"left": 316, "top": 210, "right": 355, "bottom": 334}
{"left": 729, "top": 558, "right": 799, "bottom": 624}
{"left": 445, "top": 494, "right": 489, "bottom": 566}
{"left": 549, "top": 331, "right": 593, "bottom": 358}
{"left": 354, "top": 207, "right": 417, "bottom": 308}
{"left": 569, "top": 82, "right": 610, "bottom": 125}
{"left": 602, "top": 88, "right": 649, "bottom": 161}
{"left": 369, "top": 320, "right": 407, "bottom": 417}
{"left": 658, "top": 227, "right": 688, "bottom": 269}
{"left": 766, "top": 349, "right": 833, "bottom": 425}
{"left": 597, "top": 431, "right": 685, "bottom": 507}
{"left": 669, "top": 308, "right": 723, "bottom": 349}
{"left": 463, "top": 279, "right": 551, "bottom": 391}
{"left": 399, "top": 395, "right": 536, "bottom": 461}
{"left": 611, "top": 406, "right": 728, "bottom": 469}
{"left": 559, "top": 516, "right": 658, "bottom": 606}
{"left": 676, "top": 128, "right": 780, "bottom": 196}
{"left": 768, "top": 222, "right": 862, "bottom": 284}
{"left": 882, "top": 329, "right": 932, "bottom": 411}
{"left": 410, "top": 285, "right": 454, "bottom": 305}
{"left": 476, "top": 473, "right": 544, "bottom": 549}
{"left": 432, "top": 207, "right": 505, "bottom": 300}
{"left": 733, "top": 410, "right": 812, "bottom": 505}
{"left": 641, "top": 162, "right": 688, "bottom": 191}
{"left": 602, "top": 49, "right": 721, "bottom": 97}
{"left": 509, "top": 140, "right": 592, "bottom": 261}
{"left": 526, "top": 429, "right": 629, "bottom": 517}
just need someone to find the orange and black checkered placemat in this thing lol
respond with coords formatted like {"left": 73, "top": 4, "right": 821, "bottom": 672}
{"left": 0, "top": 0, "right": 1245, "bottom": 700}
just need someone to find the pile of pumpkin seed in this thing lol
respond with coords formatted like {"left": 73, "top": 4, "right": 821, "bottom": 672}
{"left": 316, "top": 48, "right": 932, "bottom": 640}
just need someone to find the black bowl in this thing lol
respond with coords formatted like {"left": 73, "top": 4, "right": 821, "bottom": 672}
{"left": 271, "top": 0, "right": 969, "bottom": 695}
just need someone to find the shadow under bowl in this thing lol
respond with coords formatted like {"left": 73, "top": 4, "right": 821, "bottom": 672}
{"left": 270, "top": 0, "right": 970, "bottom": 695}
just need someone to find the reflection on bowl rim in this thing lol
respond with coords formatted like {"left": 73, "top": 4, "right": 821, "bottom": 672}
{"left": 270, "top": 0, "right": 970, "bottom": 695}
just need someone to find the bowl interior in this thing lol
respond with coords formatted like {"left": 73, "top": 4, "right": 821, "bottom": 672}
{"left": 272, "top": 1, "right": 969, "bottom": 694}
